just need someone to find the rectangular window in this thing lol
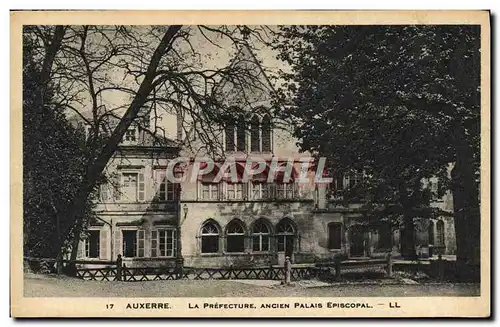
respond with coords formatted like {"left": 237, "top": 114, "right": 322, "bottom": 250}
{"left": 328, "top": 223, "right": 342, "bottom": 250}
{"left": 277, "top": 235, "right": 286, "bottom": 252}
{"left": 345, "top": 171, "right": 363, "bottom": 189}
{"left": 85, "top": 230, "right": 100, "bottom": 258}
{"left": 99, "top": 183, "right": 110, "bottom": 202}
{"left": 200, "top": 182, "right": 219, "bottom": 200}
{"left": 430, "top": 180, "right": 439, "bottom": 200}
{"left": 202, "top": 236, "right": 219, "bottom": 253}
{"left": 167, "top": 181, "right": 175, "bottom": 201}
{"left": 151, "top": 229, "right": 177, "bottom": 257}
{"left": 236, "top": 123, "right": 246, "bottom": 152}
{"left": 124, "top": 128, "right": 137, "bottom": 142}
{"left": 227, "top": 183, "right": 243, "bottom": 200}
{"left": 121, "top": 172, "right": 138, "bottom": 202}
{"left": 226, "top": 234, "right": 245, "bottom": 253}
{"left": 225, "top": 125, "right": 235, "bottom": 152}
{"left": 252, "top": 235, "right": 270, "bottom": 252}
{"left": 276, "top": 183, "right": 295, "bottom": 199}
{"left": 154, "top": 169, "right": 176, "bottom": 201}
{"left": 122, "top": 230, "right": 137, "bottom": 258}
{"left": 252, "top": 182, "right": 271, "bottom": 199}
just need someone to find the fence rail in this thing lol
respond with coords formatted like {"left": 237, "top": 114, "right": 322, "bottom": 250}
{"left": 66, "top": 254, "right": 396, "bottom": 282}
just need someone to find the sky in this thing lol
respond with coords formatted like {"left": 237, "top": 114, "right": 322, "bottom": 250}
{"left": 59, "top": 25, "right": 288, "bottom": 140}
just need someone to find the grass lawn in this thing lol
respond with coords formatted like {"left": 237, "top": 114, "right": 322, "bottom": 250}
{"left": 24, "top": 274, "right": 480, "bottom": 298}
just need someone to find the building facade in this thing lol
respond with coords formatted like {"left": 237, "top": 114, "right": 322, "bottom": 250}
{"left": 77, "top": 44, "right": 456, "bottom": 268}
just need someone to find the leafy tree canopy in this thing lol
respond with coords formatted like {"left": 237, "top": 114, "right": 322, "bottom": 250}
{"left": 272, "top": 25, "right": 480, "bottom": 259}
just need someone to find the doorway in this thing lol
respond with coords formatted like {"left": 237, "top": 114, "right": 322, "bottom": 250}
{"left": 349, "top": 225, "right": 365, "bottom": 257}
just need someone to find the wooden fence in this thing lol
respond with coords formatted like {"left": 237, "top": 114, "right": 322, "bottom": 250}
{"left": 315, "top": 254, "right": 393, "bottom": 279}
{"left": 26, "top": 254, "right": 463, "bottom": 282}
{"left": 69, "top": 255, "right": 394, "bottom": 282}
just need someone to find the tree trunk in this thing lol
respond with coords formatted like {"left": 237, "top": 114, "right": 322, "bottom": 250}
{"left": 55, "top": 26, "right": 182, "bottom": 262}
{"left": 451, "top": 164, "right": 468, "bottom": 265}
{"left": 400, "top": 213, "right": 417, "bottom": 260}
{"left": 451, "top": 143, "right": 480, "bottom": 266}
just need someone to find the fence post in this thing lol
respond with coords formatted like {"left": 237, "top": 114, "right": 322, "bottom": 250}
{"left": 386, "top": 253, "right": 393, "bottom": 278}
{"left": 284, "top": 256, "right": 291, "bottom": 284}
{"left": 437, "top": 254, "right": 445, "bottom": 281}
{"left": 116, "top": 255, "right": 122, "bottom": 281}
{"left": 334, "top": 256, "right": 342, "bottom": 280}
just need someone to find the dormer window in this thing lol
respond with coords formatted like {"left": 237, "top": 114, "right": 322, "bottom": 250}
{"left": 123, "top": 127, "right": 138, "bottom": 143}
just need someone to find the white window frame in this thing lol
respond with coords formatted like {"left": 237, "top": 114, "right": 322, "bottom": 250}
{"left": 199, "top": 182, "right": 220, "bottom": 200}
{"left": 251, "top": 181, "right": 272, "bottom": 200}
{"left": 154, "top": 169, "right": 176, "bottom": 201}
{"left": 123, "top": 127, "right": 138, "bottom": 144}
{"left": 226, "top": 182, "right": 243, "bottom": 200}
{"left": 84, "top": 230, "right": 100, "bottom": 258}
{"left": 251, "top": 221, "right": 271, "bottom": 253}
{"left": 121, "top": 172, "right": 139, "bottom": 202}
{"left": 276, "top": 221, "right": 296, "bottom": 253}
{"left": 121, "top": 229, "right": 143, "bottom": 258}
{"left": 276, "top": 183, "right": 296, "bottom": 199}
{"left": 99, "top": 183, "right": 111, "bottom": 202}
{"left": 151, "top": 228, "right": 177, "bottom": 258}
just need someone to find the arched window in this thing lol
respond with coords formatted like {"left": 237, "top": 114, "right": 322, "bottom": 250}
{"left": 261, "top": 115, "right": 271, "bottom": 152}
{"left": 436, "top": 220, "right": 445, "bottom": 246}
{"left": 250, "top": 115, "right": 260, "bottom": 152}
{"left": 225, "top": 124, "right": 235, "bottom": 152}
{"left": 252, "top": 219, "right": 271, "bottom": 252}
{"left": 276, "top": 219, "right": 296, "bottom": 255}
{"left": 226, "top": 219, "right": 246, "bottom": 253}
{"left": 236, "top": 119, "right": 246, "bottom": 152}
{"left": 428, "top": 220, "right": 435, "bottom": 245}
{"left": 200, "top": 220, "right": 220, "bottom": 254}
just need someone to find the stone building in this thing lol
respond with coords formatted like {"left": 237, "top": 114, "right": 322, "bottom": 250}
{"left": 77, "top": 42, "right": 456, "bottom": 268}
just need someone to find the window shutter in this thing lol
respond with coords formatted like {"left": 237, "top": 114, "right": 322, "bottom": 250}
{"left": 77, "top": 239, "right": 84, "bottom": 258}
{"left": 137, "top": 229, "right": 145, "bottom": 257}
{"left": 138, "top": 171, "right": 145, "bottom": 201}
{"left": 113, "top": 174, "right": 121, "bottom": 201}
{"left": 100, "top": 230, "right": 108, "bottom": 260}
{"left": 113, "top": 230, "right": 122, "bottom": 258}
{"left": 173, "top": 229, "right": 178, "bottom": 257}
{"left": 151, "top": 230, "right": 157, "bottom": 257}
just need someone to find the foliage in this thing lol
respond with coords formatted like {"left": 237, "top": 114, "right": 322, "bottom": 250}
{"left": 23, "top": 34, "right": 98, "bottom": 258}
{"left": 272, "top": 25, "right": 480, "bottom": 259}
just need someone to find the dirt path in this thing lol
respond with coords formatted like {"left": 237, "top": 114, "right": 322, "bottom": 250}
{"left": 23, "top": 274, "right": 480, "bottom": 298}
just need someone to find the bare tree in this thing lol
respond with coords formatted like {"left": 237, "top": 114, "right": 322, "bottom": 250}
{"left": 24, "top": 24, "right": 275, "bottom": 265}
